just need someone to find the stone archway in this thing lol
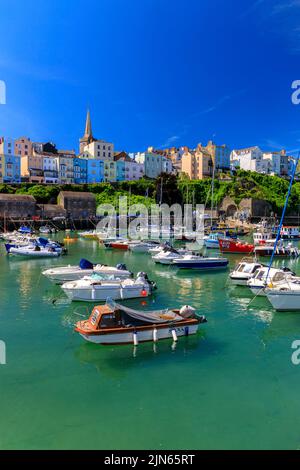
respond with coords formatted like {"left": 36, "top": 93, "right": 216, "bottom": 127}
{"left": 226, "top": 204, "right": 238, "bottom": 217}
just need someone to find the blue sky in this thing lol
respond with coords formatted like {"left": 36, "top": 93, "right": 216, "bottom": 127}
{"left": 1, "top": 0, "right": 300, "bottom": 154}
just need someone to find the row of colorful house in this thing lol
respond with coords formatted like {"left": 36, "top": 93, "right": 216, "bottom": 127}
{"left": 0, "top": 110, "right": 295, "bottom": 184}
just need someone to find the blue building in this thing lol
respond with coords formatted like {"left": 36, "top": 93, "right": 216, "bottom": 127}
{"left": 86, "top": 158, "right": 104, "bottom": 183}
{"left": 2, "top": 154, "right": 21, "bottom": 183}
{"left": 116, "top": 159, "right": 125, "bottom": 181}
{"left": 73, "top": 157, "right": 87, "bottom": 184}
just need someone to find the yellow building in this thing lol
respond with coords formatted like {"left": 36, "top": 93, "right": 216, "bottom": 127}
{"left": 181, "top": 149, "right": 213, "bottom": 180}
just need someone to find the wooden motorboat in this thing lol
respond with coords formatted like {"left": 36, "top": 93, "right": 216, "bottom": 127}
{"left": 75, "top": 302, "right": 207, "bottom": 345}
{"left": 104, "top": 240, "right": 129, "bottom": 250}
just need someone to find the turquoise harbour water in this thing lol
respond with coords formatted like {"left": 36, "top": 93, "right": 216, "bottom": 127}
{"left": 1, "top": 235, "right": 300, "bottom": 450}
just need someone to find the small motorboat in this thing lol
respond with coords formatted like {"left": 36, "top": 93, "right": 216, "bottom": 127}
{"left": 218, "top": 238, "right": 254, "bottom": 254}
{"left": 74, "top": 301, "right": 207, "bottom": 344}
{"left": 6, "top": 244, "right": 61, "bottom": 258}
{"left": 229, "top": 259, "right": 262, "bottom": 285}
{"left": 148, "top": 242, "right": 172, "bottom": 255}
{"left": 266, "top": 279, "right": 300, "bottom": 311}
{"left": 152, "top": 247, "right": 187, "bottom": 265}
{"left": 172, "top": 254, "right": 229, "bottom": 270}
{"left": 42, "top": 259, "right": 132, "bottom": 283}
{"left": 18, "top": 225, "right": 33, "bottom": 235}
{"left": 104, "top": 240, "right": 129, "bottom": 250}
{"left": 128, "top": 240, "right": 160, "bottom": 253}
{"left": 247, "top": 266, "right": 296, "bottom": 296}
{"left": 61, "top": 272, "right": 157, "bottom": 302}
{"left": 78, "top": 230, "right": 99, "bottom": 240}
{"left": 39, "top": 225, "right": 56, "bottom": 234}
{"left": 204, "top": 232, "right": 229, "bottom": 249}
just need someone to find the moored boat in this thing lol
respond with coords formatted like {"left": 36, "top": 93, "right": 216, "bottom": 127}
{"left": 266, "top": 280, "right": 300, "bottom": 310}
{"left": 172, "top": 254, "right": 229, "bottom": 270}
{"left": 61, "top": 272, "right": 156, "bottom": 302}
{"left": 74, "top": 301, "right": 207, "bottom": 344}
{"left": 6, "top": 244, "right": 61, "bottom": 258}
{"left": 229, "top": 259, "right": 262, "bottom": 285}
{"left": 42, "top": 259, "right": 132, "bottom": 283}
{"left": 247, "top": 266, "right": 295, "bottom": 296}
{"left": 218, "top": 238, "right": 254, "bottom": 254}
{"left": 280, "top": 226, "right": 300, "bottom": 239}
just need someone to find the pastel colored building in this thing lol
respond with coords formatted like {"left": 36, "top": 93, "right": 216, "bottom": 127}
{"left": 203, "top": 140, "right": 230, "bottom": 170}
{"left": 14, "top": 137, "right": 33, "bottom": 177}
{"left": 104, "top": 160, "right": 117, "bottom": 182}
{"left": 73, "top": 157, "right": 87, "bottom": 184}
{"left": 133, "top": 152, "right": 165, "bottom": 178}
{"left": 114, "top": 152, "right": 144, "bottom": 181}
{"left": 43, "top": 154, "right": 59, "bottom": 184}
{"left": 0, "top": 154, "right": 21, "bottom": 183}
{"left": 262, "top": 150, "right": 289, "bottom": 176}
{"left": 58, "top": 152, "right": 75, "bottom": 184}
{"left": 181, "top": 149, "right": 213, "bottom": 180}
{"left": 86, "top": 158, "right": 104, "bottom": 183}
{"left": 230, "top": 146, "right": 263, "bottom": 172}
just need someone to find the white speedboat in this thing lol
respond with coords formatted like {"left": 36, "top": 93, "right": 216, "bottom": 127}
{"left": 229, "top": 260, "right": 262, "bottom": 285}
{"left": 172, "top": 254, "right": 229, "bottom": 270}
{"left": 247, "top": 266, "right": 295, "bottom": 296}
{"left": 152, "top": 248, "right": 186, "bottom": 265}
{"left": 128, "top": 241, "right": 160, "bottom": 253}
{"left": 42, "top": 259, "right": 132, "bottom": 283}
{"left": 61, "top": 272, "right": 156, "bottom": 302}
{"left": 7, "top": 244, "right": 60, "bottom": 258}
{"left": 266, "top": 279, "right": 300, "bottom": 310}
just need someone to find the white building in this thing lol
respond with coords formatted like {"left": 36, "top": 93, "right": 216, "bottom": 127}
{"left": 230, "top": 146, "right": 263, "bottom": 172}
{"left": 83, "top": 140, "right": 114, "bottom": 161}
{"left": 43, "top": 154, "right": 59, "bottom": 184}
{"left": 262, "top": 150, "right": 289, "bottom": 176}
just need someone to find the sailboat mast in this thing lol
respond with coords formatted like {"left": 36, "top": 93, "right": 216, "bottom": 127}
{"left": 210, "top": 163, "right": 215, "bottom": 227}
{"left": 266, "top": 154, "right": 299, "bottom": 281}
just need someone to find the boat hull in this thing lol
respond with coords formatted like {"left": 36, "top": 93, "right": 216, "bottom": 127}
{"left": 62, "top": 285, "right": 150, "bottom": 302}
{"left": 218, "top": 239, "right": 254, "bottom": 254}
{"left": 266, "top": 290, "right": 300, "bottom": 311}
{"left": 229, "top": 276, "right": 249, "bottom": 286}
{"left": 173, "top": 260, "right": 228, "bottom": 270}
{"left": 78, "top": 323, "right": 199, "bottom": 344}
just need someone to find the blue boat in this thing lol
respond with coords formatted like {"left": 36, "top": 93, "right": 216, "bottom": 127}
{"left": 172, "top": 254, "right": 229, "bottom": 270}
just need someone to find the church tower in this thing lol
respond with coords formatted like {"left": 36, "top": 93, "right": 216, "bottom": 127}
{"left": 79, "top": 109, "right": 95, "bottom": 153}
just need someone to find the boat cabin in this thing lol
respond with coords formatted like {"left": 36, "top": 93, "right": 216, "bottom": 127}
{"left": 78, "top": 305, "right": 122, "bottom": 332}
{"left": 280, "top": 226, "right": 300, "bottom": 238}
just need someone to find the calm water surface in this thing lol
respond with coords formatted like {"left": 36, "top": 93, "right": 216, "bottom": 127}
{"left": 1, "top": 235, "right": 300, "bottom": 450}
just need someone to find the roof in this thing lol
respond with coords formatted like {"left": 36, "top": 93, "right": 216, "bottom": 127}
{"left": 233, "top": 146, "right": 261, "bottom": 154}
{"left": 0, "top": 194, "right": 36, "bottom": 202}
{"left": 58, "top": 191, "right": 95, "bottom": 200}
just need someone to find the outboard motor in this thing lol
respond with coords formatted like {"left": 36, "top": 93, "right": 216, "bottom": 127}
{"left": 179, "top": 305, "right": 196, "bottom": 318}
{"left": 116, "top": 263, "right": 127, "bottom": 271}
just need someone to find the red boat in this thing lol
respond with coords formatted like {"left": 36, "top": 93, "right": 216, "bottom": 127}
{"left": 104, "top": 240, "right": 129, "bottom": 250}
{"left": 218, "top": 238, "right": 254, "bottom": 254}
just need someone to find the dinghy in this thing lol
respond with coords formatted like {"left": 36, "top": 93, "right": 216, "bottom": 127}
{"left": 61, "top": 272, "right": 156, "bottom": 302}
{"left": 74, "top": 301, "right": 207, "bottom": 344}
{"left": 6, "top": 244, "right": 61, "bottom": 258}
{"left": 42, "top": 259, "right": 132, "bottom": 283}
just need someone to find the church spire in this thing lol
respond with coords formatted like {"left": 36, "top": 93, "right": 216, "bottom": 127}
{"left": 84, "top": 108, "right": 93, "bottom": 138}
{"left": 79, "top": 108, "right": 94, "bottom": 153}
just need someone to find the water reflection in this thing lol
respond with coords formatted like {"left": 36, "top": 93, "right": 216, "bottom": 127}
{"left": 73, "top": 333, "right": 207, "bottom": 379}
